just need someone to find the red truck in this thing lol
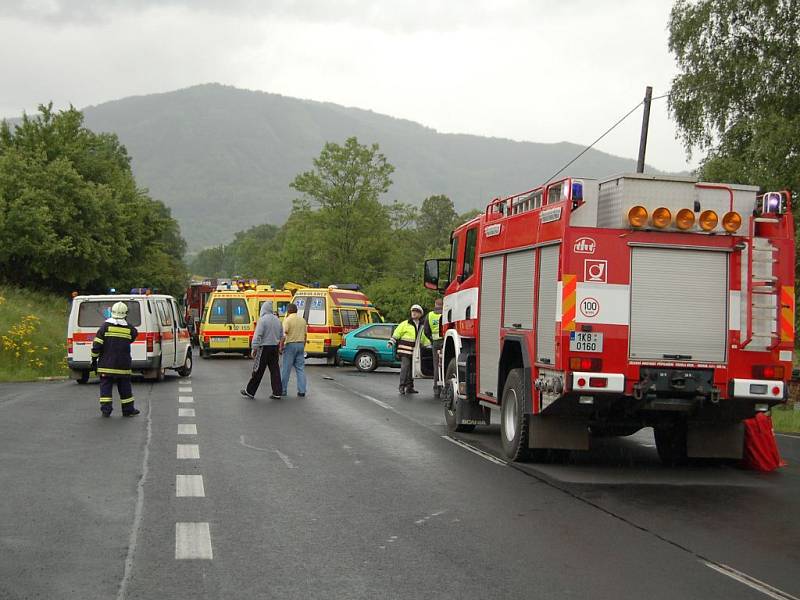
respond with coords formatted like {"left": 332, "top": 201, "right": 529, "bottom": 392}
{"left": 424, "top": 173, "right": 794, "bottom": 464}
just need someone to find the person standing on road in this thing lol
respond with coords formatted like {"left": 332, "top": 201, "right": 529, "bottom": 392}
{"left": 281, "top": 303, "right": 308, "bottom": 397}
{"left": 389, "top": 304, "right": 424, "bottom": 395}
{"left": 241, "top": 300, "right": 284, "bottom": 400}
{"left": 91, "top": 301, "right": 139, "bottom": 417}
{"left": 422, "top": 297, "right": 444, "bottom": 398}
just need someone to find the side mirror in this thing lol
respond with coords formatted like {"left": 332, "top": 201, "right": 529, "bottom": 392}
{"left": 424, "top": 258, "right": 451, "bottom": 292}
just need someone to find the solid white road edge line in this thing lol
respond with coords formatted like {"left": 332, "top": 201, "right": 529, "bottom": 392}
{"left": 116, "top": 398, "right": 152, "bottom": 600}
{"left": 175, "top": 522, "right": 213, "bottom": 560}
{"left": 177, "top": 423, "right": 197, "bottom": 435}
{"left": 351, "top": 390, "right": 394, "bottom": 411}
{"left": 177, "top": 444, "right": 200, "bottom": 459}
{"left": 441, "top": 435, "right": 507, "bottom": 466}
{"left": 175, "top": 475, "right": 205, "bottom": 497}
{"left": 178, "top": 408, "right": 195, "bottom": 417}
{"left": 702, "top": 560, "right": 800, "bottom": 600}
{"left": 178, "top": 396, "right": 194, "bottom": 403}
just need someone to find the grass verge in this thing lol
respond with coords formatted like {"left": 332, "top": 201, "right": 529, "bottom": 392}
{"left": 771, "top": 405, "right": 800, "bottom": 434}
{"left": 0, "top": 286, "right": 69, "bottom": 381}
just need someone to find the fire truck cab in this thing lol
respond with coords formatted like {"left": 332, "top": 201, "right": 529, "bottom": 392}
{"left": 425, "top": 174, "right": 794, "bottom": 464}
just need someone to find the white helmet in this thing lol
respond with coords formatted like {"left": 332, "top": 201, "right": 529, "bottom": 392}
{"left": 111, "top": 301, "right": 128, "bottom": 319}
{"left": 410, "top": 304, "right": 423, "bottom": 313}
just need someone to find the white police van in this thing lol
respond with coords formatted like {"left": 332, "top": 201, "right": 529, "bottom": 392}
{"left": 67, "top": 293, "right": 192, "bottom": 383}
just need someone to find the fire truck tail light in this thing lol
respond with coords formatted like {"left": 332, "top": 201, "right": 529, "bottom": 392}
{"left": 722, "top": 211, "right": 742, "bottom": 233}
{"left": 589, "top": 377, "right": 608, "bottom": 388}
{"left": 577, "top": 377, "right": 587, "bottom": 387}
{"left": 627, "top": 206, "right": 648, "bottom": 228}
{"left": 569, "top": 357, "right": 602, "bottom": 371}
{"left": 753, "top": 365, "right": 784, "bottom": 380}
{"left": 772, "top": 386, "right": 781, "bottom": 396}
{"left": 651, "top": 207, "right": 671, "bottom": 228}
{"left": 699, "top": 210, "right": 718, "bottom": 231}
{"left": 675, "top": 209, "right": 695, "bottom": 230}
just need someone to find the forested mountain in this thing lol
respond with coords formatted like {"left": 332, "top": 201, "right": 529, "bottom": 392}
{"left": 70, "top": 83, "right": 659, "bottom": 250}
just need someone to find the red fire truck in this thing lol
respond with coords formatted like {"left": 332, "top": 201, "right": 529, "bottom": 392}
{"left": 423, "top": 173, "right": 794, "bottom": 464}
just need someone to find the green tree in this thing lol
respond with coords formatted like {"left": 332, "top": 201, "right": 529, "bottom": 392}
{"left": 416, "top": 195, "right": 459, "bottom": 252}
{"left": 0, "top": 104, "right": 187, "bottom": 295}
{"left": 290, "top": 137, "right": 394, "bottom": 283}
{"left": 668, "top": 0, "right": 800, "bottom": 190}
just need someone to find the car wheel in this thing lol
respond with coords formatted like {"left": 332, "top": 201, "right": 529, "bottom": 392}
{"left": 355, "top": 351, "right": 378, "bottom": 372}
{"left": 177, "top": 350, "right": 193, "bottom": 377}
{"left": 443, "top": 358, "right": 475, "bottom": 433}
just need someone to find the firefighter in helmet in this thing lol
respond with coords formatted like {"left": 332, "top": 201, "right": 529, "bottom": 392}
{"left": 389, "top": 304, "right": 424, "bottom": 395}
{"left": 91, "top": 301, "right": 140, "bottom": 417}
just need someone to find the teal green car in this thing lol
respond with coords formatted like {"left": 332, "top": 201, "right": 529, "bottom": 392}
{"left": 337, "top": 323, "right": 400, "bottom": 372}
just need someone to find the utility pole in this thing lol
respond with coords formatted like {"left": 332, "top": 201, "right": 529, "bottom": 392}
{"left": 636, "top": 86, "right": 653, "bottom": 173}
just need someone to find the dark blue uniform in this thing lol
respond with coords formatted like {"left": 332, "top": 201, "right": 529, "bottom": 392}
{"left": 91, "top": 321, "right": 138, "bottom": 416}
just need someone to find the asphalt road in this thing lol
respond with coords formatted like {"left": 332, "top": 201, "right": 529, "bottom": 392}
{"left": 1, "top": 356, "right": 799, "bottom": 600}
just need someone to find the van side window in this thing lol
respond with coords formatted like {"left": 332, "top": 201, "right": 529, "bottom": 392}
{"left": 340, "top": 309, "right": 359, "bottom": 329}
{"left": 173, "top": 301, "right": 186, "bottom": 328}
{"left": 160, "top": 301, "right": 173, "bottom": 327}
{"left": 332, "top": 310, "right": 342, "bottom": 327}
{"left": 463, "top": 227, "right": 478, "bottom": 279}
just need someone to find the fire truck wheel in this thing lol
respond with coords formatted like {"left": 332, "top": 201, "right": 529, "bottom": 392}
{"left": 354, "top": 351, "right": 378, "bottom": 372}
{"left": 500, "top": 368, "right": 532, "bottom": 462}
{"left": 443, "top": 358, "right": 475, "bottom": 433}
{"left": 654, "top": 421, "right": 688, "bottom": 466}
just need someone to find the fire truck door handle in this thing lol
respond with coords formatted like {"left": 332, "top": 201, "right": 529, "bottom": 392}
{"left": 512, "top": 323, "right": 522, "bottom": 329}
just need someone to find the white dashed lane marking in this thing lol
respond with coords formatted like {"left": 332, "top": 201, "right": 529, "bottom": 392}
{"left": 177, "top": 424, "right": 197, "bottom": 435}
{"left": 178, "top": 396, "right": 194, "bottom": 403}
{"left": 179, "top": 387, "right": 193, "bottom": 393}
{"left": 175, "top": 523, "right": 213, "bottom": 559}
{"left": 175, "top": 475, "right": 205, "bottom": 497}
{"left": 178, "top": 408, "right": 195, "bottom": 417}
{"left": 177, "top": 444, "right": 200, "bottom": 459}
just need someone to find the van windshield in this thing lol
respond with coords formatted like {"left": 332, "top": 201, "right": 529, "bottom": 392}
{"left": 78, "top": 301, "right": 142, "bottom": 327}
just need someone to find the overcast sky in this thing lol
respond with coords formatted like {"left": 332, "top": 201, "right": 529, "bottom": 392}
{"left": 0, "top": 0, "right": 695, "bottom": 172}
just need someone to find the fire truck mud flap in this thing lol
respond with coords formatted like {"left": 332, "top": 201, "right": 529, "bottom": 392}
{"left": 686, "top": 422, "right": 744, "bottom": 459}
{"left": 529, "top": 416, "right": 589, "bottom": 451}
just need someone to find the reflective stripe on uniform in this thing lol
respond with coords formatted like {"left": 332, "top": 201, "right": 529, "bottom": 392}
{"left": 91, "top": 352, "right": 100, "bottom": 358}
{"left": 120, "top": 397, "right": 135, "bottom": 404}
{"left": 105, "top": 332, "right": 132, "bottom": 340}
{"left": 107, "top": 326, "right": 132, "bottom": 336}
{"left": 99, "top": 397, "right": 113, "bottom": 403}
{"left": 97, "top": 367, "right": 132, "bottom": 375}
{"left": 93, "top": 337, "right": 104, "bottom": 344}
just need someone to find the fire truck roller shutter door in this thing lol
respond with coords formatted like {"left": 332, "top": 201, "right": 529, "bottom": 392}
{"left": 479, "top": 255, "right": 504, "bottom": 398}
{"left": 536, "top": 245, "right": 560, "bottom": 364}
{"left": 629, "top": 247, "right": 728, "bottom": 362}
{"left": 503, "top": 250, "right": 535, "bottom": 330}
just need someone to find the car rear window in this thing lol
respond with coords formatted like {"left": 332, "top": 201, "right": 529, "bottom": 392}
{"left": 77, "top": 301, "right": 142, "bottom": 327}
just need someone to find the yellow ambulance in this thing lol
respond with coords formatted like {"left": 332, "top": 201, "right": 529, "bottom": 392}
{"left": 291, "top": 286, "right": 382, "bottom": 364}
{"left": 244, "top": 285, "right": 293, "bottom": 322}
{"left": 198, "top": 289, "right": 252, "bottom": 357}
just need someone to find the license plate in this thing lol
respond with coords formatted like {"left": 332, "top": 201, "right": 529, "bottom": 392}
{"left": 569, "top": 332, "right": 603, "bottom": 352}
{"left": 211, "top": 336, "right": 228, "bottom": 342}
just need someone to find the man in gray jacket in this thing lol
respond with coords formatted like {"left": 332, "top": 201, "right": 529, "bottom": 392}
{"left": 241, "top": 300, "right": 284, "bottom": 400}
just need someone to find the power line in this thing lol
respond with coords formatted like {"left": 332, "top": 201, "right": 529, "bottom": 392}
{"left": 541, "top": 92, "right": 669, "bottom": 186}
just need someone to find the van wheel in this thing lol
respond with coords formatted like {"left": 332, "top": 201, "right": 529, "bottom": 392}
{"left": 177, "top": 351, "right": 193, "bottom": 377}
{"left": 355, "top": 351, "right": 377, "bottom": 372}
{"left": 76, "top": 371, "right": 89, "bottom": 384}
{"left": 443, "top": 358, "right": 475, "bottom": 433}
